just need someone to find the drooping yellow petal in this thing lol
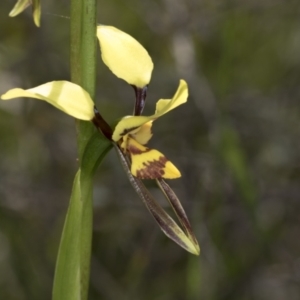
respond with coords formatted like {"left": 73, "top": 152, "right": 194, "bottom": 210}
{"left": 9, "top": 0, "right": 30, "bottom": 16}
{"left": 112, "top": 80, "right": 188, "bottom": 142}
{"left": 9, "top": 0, "right": 41, "bottom": 27}
{"left": 127, "top": 138, "right": 181, "bottom": 179}
{"left": 32, "top": 0, "right": 41, "bottom": 27}
{"left": 1, "top": 81, "right": 94, "bottom": 120}
{"left": 97, "top": 25, "right": 153, "bottom": 88}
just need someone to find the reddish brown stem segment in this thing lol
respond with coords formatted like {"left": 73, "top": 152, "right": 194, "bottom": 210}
{"left": 132, "top": 85, "right": 148, "bottom": 116}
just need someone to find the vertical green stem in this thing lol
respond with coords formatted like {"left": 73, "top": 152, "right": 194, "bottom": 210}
{"left": 71, "top": 0, "right": 98, "bottom": 159}
{"left": 70, "top": 0, "right": 82, "bottom": 85}
{"left": 71, "top": 0, "right": 98, "bottom": 299}
{"left": 52, "top": 1, "right": 98, "bottom": 300}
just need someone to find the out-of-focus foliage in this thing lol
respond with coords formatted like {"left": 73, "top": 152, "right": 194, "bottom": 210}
{"left": 1, "top": 0, "right": 300, "bottom": 299}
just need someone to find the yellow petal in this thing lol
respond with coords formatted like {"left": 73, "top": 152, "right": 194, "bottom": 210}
{"left": 127, "top": 138, "right": 181, "bottom": 179}
{"left": 97, "top": 25, "right": 153, "bottom": 87}
{"left": 32, "top": 0, "right": 41, "bottom": 27}
{"left": 112, "top": 80, "right": 188, "bottom": 142}
{"left": 154, "top": 80, "right": 188, "bottom": 116}
{"left": 9, "top": 0, "right": 31, "bottom": 17}
{"left": 132, "top": 121, "right": 153, "bottom": 145}
{"left": 9, "top": 0, "right": 41, "bottom": 27}
{"left": 1, "top": 81, "right": 94, "bottom": 120}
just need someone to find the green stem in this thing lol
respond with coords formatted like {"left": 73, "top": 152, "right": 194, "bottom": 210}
{"left": 71, "top": 0, "right": 98, "bottom": 160}
{"left": 70, "top": 0, "right": 82, "bottom": 85}
{"left": 71, "top": 0, "right": 98, "bottom": 299}
{"left": 52, "top": 1, "right": 98, "bottom": 300}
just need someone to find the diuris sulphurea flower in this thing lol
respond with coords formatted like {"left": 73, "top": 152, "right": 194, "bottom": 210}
{"left": 9, "top": 0, "right": 41, "bottom": 27}
{"left": 1, "top": 25, "right": 200, "bottom": 255}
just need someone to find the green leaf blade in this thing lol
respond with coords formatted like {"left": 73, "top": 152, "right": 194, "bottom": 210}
{"left": 52, "top": 170, "right": 83, "bottom": 300}
{"left": 52, "top": 134, "right": 112, "bottom": 300}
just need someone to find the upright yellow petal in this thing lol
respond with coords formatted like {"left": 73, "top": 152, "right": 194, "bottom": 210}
{"left": 1, "top": 81, "right": 94, "bottom": 120}
{"left": 154, "top": 80, "right": 188, "bottom": 116}
{"left": 112, "top": 80, "right": 188, "bottom": 142}
{"left": 97, "top": 25, "right": 153, "bottom": 88}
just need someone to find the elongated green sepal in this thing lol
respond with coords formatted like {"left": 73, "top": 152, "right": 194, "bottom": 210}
{"left": 156, "top": 179, "right": 200, "bottom": 255}
{"left": 114, "top": 144, "right": 199, "bottom": 255}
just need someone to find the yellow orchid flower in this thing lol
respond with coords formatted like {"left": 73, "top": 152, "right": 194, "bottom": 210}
{"left": 1, "top": 25, "right": 199, "bottom": 255}
{"left": 9, "top": 0, "right": 41, "bottom": 27}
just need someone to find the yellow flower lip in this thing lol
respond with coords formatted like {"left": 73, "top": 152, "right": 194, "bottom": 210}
{"left": 126, "top": 137, "right": 181, "bottom": 179}
{"left": 1, "top": 81, "right": 94, "bottom": 120}
{"left": 97, "top": 25, "right": 154, "bottom": 88}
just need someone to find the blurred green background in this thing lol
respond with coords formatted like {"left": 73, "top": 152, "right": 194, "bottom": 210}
{"left": 1, "top": 0, "right": 300, "bottom": 299}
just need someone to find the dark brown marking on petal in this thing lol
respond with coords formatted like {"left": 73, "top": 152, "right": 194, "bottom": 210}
{"left": 127, "top": 144, "right": 151, "bottom": 155}
{"left": 119, "top": 126, "right": 140, "bottom": 137}
{"left": 136, "top": 156, "right": 168, "bottom": 179}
